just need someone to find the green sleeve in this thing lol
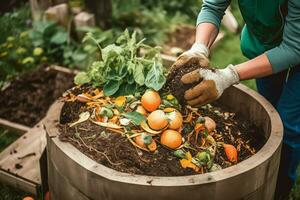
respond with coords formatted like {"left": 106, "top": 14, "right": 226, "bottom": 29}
{"left": 265, "top": 0, "right": 300, "bottom": 73}
{"left": 197, "top": 0, "right": 231, "bottom": 28}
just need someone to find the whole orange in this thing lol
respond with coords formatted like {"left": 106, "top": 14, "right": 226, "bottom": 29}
{"left": 147, "top": 110, "right": 168, "bottom": 130}
{"left": 160, "top": 130, "right": 182, "bottom": 149}
{"left": 141, "top": 90, "right": 161, "bottom": 112}
{"left": 167, "top": 111, "right": 183, "bottom": 130}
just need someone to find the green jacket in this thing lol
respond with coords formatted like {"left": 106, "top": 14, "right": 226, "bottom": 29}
{"left": 197, "top": 0, "right": 300, "bottom": 73}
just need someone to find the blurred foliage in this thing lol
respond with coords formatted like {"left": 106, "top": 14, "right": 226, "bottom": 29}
{"left": 0, "top": 21, "right": 85, "bottom": 86}
{"left": 0, "top": 4, "right": 30, "bottom": 44}
{"left": 111, "top": 0, "right": 189, "bottom": 45}
{"left": 140, "top": 0, "right": 202, "bottom": 20}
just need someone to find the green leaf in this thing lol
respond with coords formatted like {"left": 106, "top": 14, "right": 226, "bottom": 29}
{"left": 173, "top": 149, "right": 186, "bottom": 159}
{"left": 74, "top": 72, "right": 91, "bottom": 85}
{"left": 121, "top": 111, "right": 146, "bottom": 125}
{"left": 113, "top": 83, "right": 138, "bottom": 96}
{"left": 145, "top": 61, "right": 166, "bottom": 91}
{"left": 103, "top": 80, "right": 121, "bottom": 96}
{"left": 50, "top": 32, "right": 68, "bottom": 44}
{"left": 133, "top": 62, "right": 145, "bottom": 86}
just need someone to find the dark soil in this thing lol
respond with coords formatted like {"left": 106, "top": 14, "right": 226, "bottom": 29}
{"left": 163, "top": 24, "right": 196, "bottom": 56}
{"left": 58, "top": 87, "right": 265, "bottom": 176}
{"left": 0, "top": 67, "right": 75, "bottom": 127}
{"left": 165, "top": 57, "right": 213, "bottom": 105}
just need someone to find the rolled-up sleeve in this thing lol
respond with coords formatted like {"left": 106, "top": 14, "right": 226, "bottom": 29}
{"left": 197, "top": 0, "right": 230, "bottom": 28}
{"left": 265, "top": 0, "right": 300, "bottom": 73}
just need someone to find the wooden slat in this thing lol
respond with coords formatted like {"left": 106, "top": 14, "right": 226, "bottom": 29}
{"left": 0, "top": 124, "right": 47, "bottom": 193}
{"left": 0, "top": 118, "right": 30, "bottom": 135}
{"left": 47, "top": 65, "right": 79, "bottom": 75}
{"left": 0, "top": 169, "right": 38, "bottom": 195}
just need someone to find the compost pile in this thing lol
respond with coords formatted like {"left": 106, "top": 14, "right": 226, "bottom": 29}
{"left": 0, "top": 67, "right": 74, "bottom": 126}
{"left": 58, "top": 31, "right": 265, "bottom": 176}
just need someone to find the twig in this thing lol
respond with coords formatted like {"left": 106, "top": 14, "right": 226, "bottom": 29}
{"left": 106, "top": 128, "right": 124, "bottom": 134}
{"left": 69, "top": 137, "right": 82, "bottom": 147}
{"left": 78, "top": 136, "right": 122, "bottom": 166}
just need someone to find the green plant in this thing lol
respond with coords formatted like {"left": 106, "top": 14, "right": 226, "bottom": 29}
{"left": 112, "top": 1, "right": 188, "bottom": 45}
{"left": 0, "top": 20, "right": 92, "bottom": 86}
{"left": 0, "top": 3, "right": 30, "bottom": 44}
{"left": 75, "top": 30, "right": 166, "bottom": 96}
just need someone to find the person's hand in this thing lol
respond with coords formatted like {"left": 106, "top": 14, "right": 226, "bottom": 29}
{"left": 167, "top": 43, "right": 210, "bottom": 81}
{"left": 181, "top": 64, "right": 240, "bottom": 107}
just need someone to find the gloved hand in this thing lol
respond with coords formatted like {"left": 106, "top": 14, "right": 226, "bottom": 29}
{"left": 167, "top": 43, "right": 210, "bottom": 80}
{"left": 181, "top": 64, "right": 240, "bottom": 107}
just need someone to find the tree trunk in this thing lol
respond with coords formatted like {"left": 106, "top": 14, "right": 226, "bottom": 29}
{"left": 84, "top": 0, "right": 112, "bottom": 29}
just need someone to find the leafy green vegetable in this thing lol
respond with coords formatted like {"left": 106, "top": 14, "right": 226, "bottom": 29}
{"left": 145, "top": 61, "right": 166, "bottom": 91}
{"left": 173, "top": 149, "right": 186, "bottom": 159}
{"left": 74, "top": 30, "right": 166, "bottom": 96}
{"left": 122, "top": 111, "right": 146, "bottom": 125}
{"left": 74, "top": 72, "right": 91, "bottom": 85}
{"left": 103, "top": 80, "right": 121, "bottom": 96}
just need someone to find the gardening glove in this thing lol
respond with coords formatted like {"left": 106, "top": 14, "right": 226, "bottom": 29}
{"left": 167, "top": 43, "right": 210, "bottom": 81}
{"left": 181, "top": 64, "right": 240, "bottom": 107}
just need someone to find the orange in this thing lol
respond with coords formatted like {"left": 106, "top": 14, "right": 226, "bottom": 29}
{"left": 136, "top": 105, "right": 147, "bottom": 116}
{"left": 45, "top": 192, "right": 50, "bottom": 200}
{"left": 204, "top": 116, "right": 216, "bottom": 132}
{"left": 23, "top": 197, "right": 34, "bottom": 200}
{"left": 167, "top": 111, "right": 183, "bottom": 130}
{"left": 147, "top": 110, "right": 168, "bottom": 130}
{"left": 223, "top": 144, "right": 238, "bottom": 163}
{"left": 141, "top": 90, "right": 161, "bottom": 112}
{"left": 147, "top": 140, "right": 157, "bottom": 152}
{"left": 160, "top": 130, "right": 182, "bottom": 149}
{"left": 134, "top": 135, "right": 147, "bottom": 148}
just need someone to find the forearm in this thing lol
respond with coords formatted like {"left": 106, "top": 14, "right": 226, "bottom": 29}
{"left": 235, "top": 54, "right": 273, "bottom": 80}
{"left": 195, "top": 23, "right": 219, "bottom": 48}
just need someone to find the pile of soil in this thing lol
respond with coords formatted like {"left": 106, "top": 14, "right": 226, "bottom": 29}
{"left": 59, "top": 88, "right": 265, "bottom": 176}
{"left": 163, "top": 24, "right": 196, "bottom": 56}
{"left": 165, "top": 57, "right": 212, "bottom": 105}
{"left": 0, "top": 67, "right": 75, "bottom": 127}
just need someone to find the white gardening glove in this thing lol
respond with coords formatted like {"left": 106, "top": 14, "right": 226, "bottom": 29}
{"left": 167, "top": 43, "right": 210, "bottom": 82}
{"left": 182, "top": 42, "right": 210, "bottom": 58}
{"left": 180, "top": 64, "right": 240, "bottom": 107}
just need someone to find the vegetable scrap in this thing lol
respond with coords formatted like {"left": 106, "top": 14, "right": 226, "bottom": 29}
{"left": 62, "top": 87, "right": 258, "bottom": 173}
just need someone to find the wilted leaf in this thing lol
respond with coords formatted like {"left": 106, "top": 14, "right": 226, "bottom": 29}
{"left": 91, "top": 120, "right": 122, "bottom": 129}
{"left": 114, "top": 96, "right": 126, "bottom": 107}
{"left": 70, "top": 111, "right": 90, "bottom": 127}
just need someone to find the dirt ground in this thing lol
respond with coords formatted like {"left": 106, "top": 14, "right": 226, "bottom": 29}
{"left": 0, "top": 67, "right": 75, "bottom": 127}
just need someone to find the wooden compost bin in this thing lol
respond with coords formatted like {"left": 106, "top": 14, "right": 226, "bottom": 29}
{"left": 44, "top": 84, "right": 283, "bottom": 200}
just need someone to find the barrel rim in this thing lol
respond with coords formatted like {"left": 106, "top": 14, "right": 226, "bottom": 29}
{"left": 45, "top": 84, "right": 283, "bottom": 186}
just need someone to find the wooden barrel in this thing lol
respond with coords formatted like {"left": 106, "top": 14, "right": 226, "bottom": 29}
{"left": 44, "top": 84, "right": 283, "bottom": 200}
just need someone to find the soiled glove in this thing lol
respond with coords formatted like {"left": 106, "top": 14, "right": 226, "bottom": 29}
{"left": 181, "top": 64, "right": 240, "bottom": 107}
{"left": 168, "top": 43, "right": 210, "bottom": 78}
